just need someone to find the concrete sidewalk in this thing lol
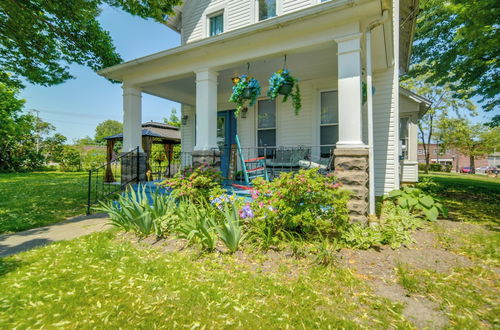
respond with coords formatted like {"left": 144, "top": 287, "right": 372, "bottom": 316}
{"left": 0, "top": 214, "right": 109, "bottom": 257}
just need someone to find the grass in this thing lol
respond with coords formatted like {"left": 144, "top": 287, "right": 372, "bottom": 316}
{"left": 0, "top": 231, "right": 412, "bottom": 328}
{"left": 420, "top": 171, "right": 500, "bottom": 228}
{"left": 0, "top": 171, "right": 88, "bottom": 234}
{"left": 394, "top": 172, "right": 500, "bottom": 328}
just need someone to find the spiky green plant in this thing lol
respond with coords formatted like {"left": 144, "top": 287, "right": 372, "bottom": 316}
{"left": 216, "top": 203, "right": 244, "bottom": 253}
{"left": 175, "top": 200, "right": 218, "bottom": 251}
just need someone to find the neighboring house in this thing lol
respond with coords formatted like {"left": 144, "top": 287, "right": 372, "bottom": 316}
{"left": 417, "top": 144, "right": 489, "bottom": 172}
{"left": 99, "top": 0, "right": 421, "bottom": 222}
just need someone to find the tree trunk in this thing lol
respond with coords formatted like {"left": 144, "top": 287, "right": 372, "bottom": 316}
{"left": 470, "top": 155, "right": 475, "bottom": 174}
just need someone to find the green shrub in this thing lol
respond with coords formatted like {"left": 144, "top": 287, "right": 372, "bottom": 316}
{"left": 340, "top": 203, "right": 425, "bottom": 249}
{"left": 96, "top": 186, "right": 176, "bottom": 237}
{"left": 215, "top": 203, "right": 245, "bottom": 253}
{"left": 415, "top": 177, "right": 442, "bottom": 194}
{"left": 248, "top": 169, "right": 350, "bottom": 244}
{"left": 384, "top": 187, "right": 448, "bottom": 221}
{"left": 160, "top": 163, "right": 223, "bottom": 203}
{"left": 429, "top": 163, "right": 442, "bottom": 172}
{"left": 175, "top": 200, "right": 218, "bottom": 251}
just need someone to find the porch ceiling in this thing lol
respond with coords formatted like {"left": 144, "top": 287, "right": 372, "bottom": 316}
{"left": 142, "top": 45, "right": 338, "bottom": 105}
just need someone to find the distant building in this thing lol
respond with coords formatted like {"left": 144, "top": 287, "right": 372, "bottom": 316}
{"left": 417, "top": 144, "right": 489, "bottom": 171}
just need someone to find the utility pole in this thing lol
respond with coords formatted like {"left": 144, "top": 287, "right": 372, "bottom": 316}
{"left": 30, "top": 109, "right": 41, "bottom": 153}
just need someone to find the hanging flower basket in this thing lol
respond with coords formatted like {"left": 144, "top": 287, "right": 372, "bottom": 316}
{"left": 229, "top": 75, "right": 261, "bottom": 116}
{"left": 268, "top": 69, "right": 301, "bottom": 115}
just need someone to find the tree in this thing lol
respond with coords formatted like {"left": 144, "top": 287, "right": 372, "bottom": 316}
{"left": 0, "top": 0, "right": 181, "bottom": 88}
{"left": 437, "top": 118, "right": 500, "bottom": 174}
{"left": 401, "top": 73, "right": 476, "bottom": 173}
{"left": 409, "top": 0, "right": 500, "bottom": 125}
{"left": 74, "top": 136, "right": 96, "bottom": 146}
{"left": 164, "top": 108, "right": 181, "bottom": 127}
{"left": 43, "top": 133, "right": 67, "bottom": 163}
{"left": 94, "top": 120, "right": 122, "bottom": 144}
{"left": 0, "top": 82, "right": 43, "bottom": 171}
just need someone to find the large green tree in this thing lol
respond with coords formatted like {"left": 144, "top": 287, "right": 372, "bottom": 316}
{"left": 410, "top": 0, "right": 499, "bottom": 125}
{"left": 401, "top": 73, "right": 476, "bottom": 173}
{"left": 437, "top": 118, "right": 500, "bottom": 174}
{"left": 0, "top": 82, "right": 43, "bottom": 171}
{"left": 0, "top": 0, "right": 181, "bottom": 88}
{"left": 94, "top": 119, "right": 123, "bottom": 144}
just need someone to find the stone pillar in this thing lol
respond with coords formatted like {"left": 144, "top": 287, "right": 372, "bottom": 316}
{"left": 334, "top": 148, "right": 369, "bottom": 223}
{"left": 122, "top": 86, "right": 143, "bottom": 152}
{"left": 192, "top": 150, "right": 221, "bottom": 171}
{"left": 194, "top": 69, "right": 218, "bottom": 151}
{"left": 334, "top": 32, "right": 369, "bottom": 223}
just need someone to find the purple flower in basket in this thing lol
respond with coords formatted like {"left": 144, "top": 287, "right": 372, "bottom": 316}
{"left": 239, "top": 204, "right": 254, "bottom": 219}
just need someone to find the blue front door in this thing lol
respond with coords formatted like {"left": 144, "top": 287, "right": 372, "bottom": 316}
{"left": 217, "top": 110, "right": 237, "bottom": 178}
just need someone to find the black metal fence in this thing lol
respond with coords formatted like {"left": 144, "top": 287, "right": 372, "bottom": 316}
{"left": 86, "top": 144, "right": 336, "bottom": 214}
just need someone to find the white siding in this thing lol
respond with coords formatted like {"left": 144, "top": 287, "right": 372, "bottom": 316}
{"left": 182, "top": 0, "right": 252, "bottom": 44}
{"left": 181, "top": 0, "right": 320, "bottom": 44}
{"left": 180, "top": 104, "right": 195, "bottom": 153}
{"left": 373, "top": 68, "right": 397, "bottom": 196}
{"left": 283, "top": 0, "right": 313, "bottom": 14}
{"left": 401, "top": 162, "right": 418, "bottom": 183}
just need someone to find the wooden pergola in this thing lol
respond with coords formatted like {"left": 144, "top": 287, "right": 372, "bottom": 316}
{"left": 103, "top": 122, "right": 181, "bottom": 182}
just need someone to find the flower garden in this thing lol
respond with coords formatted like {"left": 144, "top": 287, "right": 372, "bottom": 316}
{"left": 97, "top": 164, "right": 447, "bottom": 256}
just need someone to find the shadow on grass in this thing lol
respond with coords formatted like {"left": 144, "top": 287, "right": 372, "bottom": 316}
{"left": 0, "top": 258, "right": 23, "bottom": 277}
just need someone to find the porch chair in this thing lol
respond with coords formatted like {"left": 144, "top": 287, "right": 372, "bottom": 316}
{"left": 234, "top": 134, "right": 269, "bottom": 187}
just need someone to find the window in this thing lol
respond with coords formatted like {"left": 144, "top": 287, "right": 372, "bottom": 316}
{"left": 209, "top": 13, "right": 223, "bottom": 36}
{"left": 258, "top": 0, "right": 277, "bottom": 21}
{"left": 320, "top": 91, "right": 338, "bottom": 157}
{"left": 399, "top": 117, "right": 409, "bottom": 160}
{"left": 418, "top": 149, "right": 424, "bottom": 156}
{"left": 257, "top": 99, "right": 276, "bottom": 156}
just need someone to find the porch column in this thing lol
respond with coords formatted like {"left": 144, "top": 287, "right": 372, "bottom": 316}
{"left": 192, "top": 69, "right": 221, "bottom": 169}
{"left": 333, "top": 33, "right": 369, "bottom": 223}
{"left": 121, "top": 85, "right": 146, "bottom": 183}
{"left": 335, "top": 33, "right": 365, "bottom": 148}
{"left": 194, "top": 69, "right": 218, "bottom": 150}
{"left": 122, "top": 86, "right": 143, "bottom": 152}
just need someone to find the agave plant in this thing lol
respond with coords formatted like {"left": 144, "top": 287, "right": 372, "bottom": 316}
{"left": 216, "top": 203, "right": 244, "bottom": 253}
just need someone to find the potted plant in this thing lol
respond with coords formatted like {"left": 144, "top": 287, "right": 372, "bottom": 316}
{"left": 229, "top": 75, "right": 261, "bottom": 116}
{"left": 267, "top": 69, "right": 301, "bottom": 115}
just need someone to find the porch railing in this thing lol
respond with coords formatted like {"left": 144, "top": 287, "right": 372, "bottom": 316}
{"left": 86, "top": 144, "right": 336, "bottom": 214}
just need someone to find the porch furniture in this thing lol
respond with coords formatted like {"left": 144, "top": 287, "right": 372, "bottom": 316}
{"left": 235, "top": 135, "right": 269, "bottom": 186}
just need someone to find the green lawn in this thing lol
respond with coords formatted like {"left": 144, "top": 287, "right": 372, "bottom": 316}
{"left": 420, "top": 171, "right": 500, "bottom": 228}
{"left": 0, "top": 231, "right": 412, "bottom": 328}
{"left": 0, "top": 171, "right": 88, "bottom": 234}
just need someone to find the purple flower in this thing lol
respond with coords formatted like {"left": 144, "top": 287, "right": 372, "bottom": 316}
{"left": 239, "top": 204, "right": 254, "bottom": 219}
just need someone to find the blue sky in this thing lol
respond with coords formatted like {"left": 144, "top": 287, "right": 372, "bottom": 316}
{"left": 19, "top": 6, "right": 181, "bottom": 143}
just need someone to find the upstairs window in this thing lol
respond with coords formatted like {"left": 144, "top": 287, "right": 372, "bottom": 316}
{"left": 259, "top": 0, "right": 277, "bottom": 21}
{"left": 209, "top": 13, "right": 224, "bottom": 36}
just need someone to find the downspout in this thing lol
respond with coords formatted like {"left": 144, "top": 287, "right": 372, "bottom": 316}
{"left": 365, "top": 10, "right": 389, "bottom": 216}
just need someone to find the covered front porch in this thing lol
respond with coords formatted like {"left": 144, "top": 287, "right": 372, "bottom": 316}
{"left": 99, "top": 0, "right": 398, "bottom": 221}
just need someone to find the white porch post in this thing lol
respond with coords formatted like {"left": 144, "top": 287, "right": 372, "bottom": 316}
{"left": 194, "top": 69, "right": 218, "bottom": 151}
{"left": 122, "top": 86, "right": 143, "bottom": 152}
{"left": 335, "top": 33, "right": 365, "bottom": 148}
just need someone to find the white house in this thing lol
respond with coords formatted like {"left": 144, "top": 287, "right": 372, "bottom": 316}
{"left": 99, "top": 0, "right": 424, "bottom": 222}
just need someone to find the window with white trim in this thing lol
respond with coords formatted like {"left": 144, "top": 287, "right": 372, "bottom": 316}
{"left": 209, "top": 13, "right": 224, "bottom": 36}
{"left": 399, "top": 117, "right": 409, "bottom": 160}
{"left": 258, "top": 0, "right": 277, "bottom": 21}
{"left": 257, "top": 99, "right": 276, "bottom": 156}
{"left": 320, "top": 91, "right": 338, "bottom": 157}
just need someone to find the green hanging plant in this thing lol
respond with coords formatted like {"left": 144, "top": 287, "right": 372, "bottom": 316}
{"left": 228, "top": 75, "right": 261, "bottom": 116}
{"left": 267, "top": 69, "right": 301, "bottom": 115}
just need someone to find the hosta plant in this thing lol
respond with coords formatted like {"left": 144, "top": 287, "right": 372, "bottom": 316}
{"left": 384, "top": 187, "right": 448, "bottom": 221}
